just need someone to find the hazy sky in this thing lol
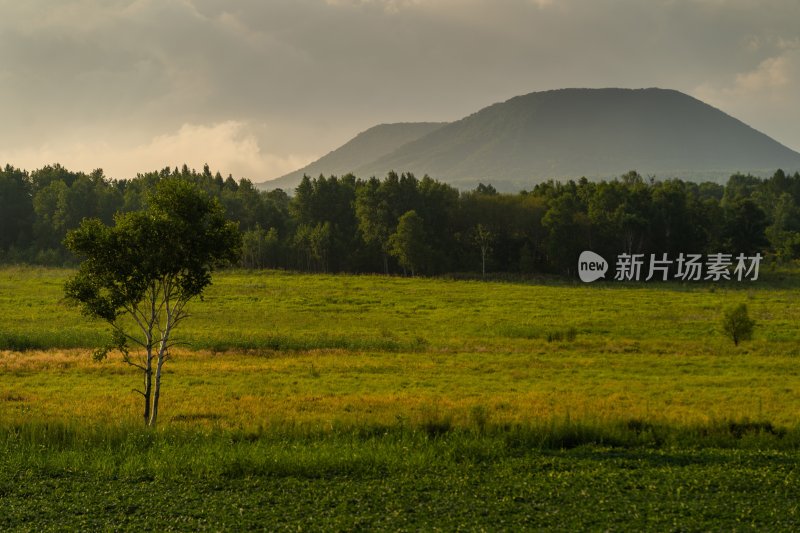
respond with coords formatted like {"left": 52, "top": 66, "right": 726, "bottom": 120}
{"left": 1, "top": 0, "right": 798, "bottom": 182}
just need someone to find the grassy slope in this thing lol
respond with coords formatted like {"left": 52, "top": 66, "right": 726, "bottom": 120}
{"left": 2, "top": 267, "right": 799, "bottom": 427}
{"left": 2, "top": 266, "right": 800, "bottom": 529}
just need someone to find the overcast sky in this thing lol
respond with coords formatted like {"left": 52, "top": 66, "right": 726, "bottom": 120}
{"left": 1, "top": 0, "right": 798, "bottom": 182}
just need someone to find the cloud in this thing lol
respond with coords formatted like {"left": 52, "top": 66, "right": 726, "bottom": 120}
{"left": 734, "top": 56, "right": 791, "bottom": 94}
{"left": 129, "top": 122, "right": 312, "bottom": 180}
{"left": 0, "top": 122, "right": 314, "bottom": 181}
{"left": 1, "top": 0, "right": 800, "bottom": 177}
{"left": 696, "top": 51, "right": 796, "bottom": 100}
{"left": 323, "top": 0, "right": 423, "bottom": 10}
{"left": 693, "top": 47, "right": 800, "bottom": 150}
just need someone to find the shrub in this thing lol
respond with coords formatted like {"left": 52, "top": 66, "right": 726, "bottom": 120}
{"left": 722, "top": 303, "right": 755, "bottom": 346}
{"left": 546, "top": 327, "right": 578, "bottom": 343}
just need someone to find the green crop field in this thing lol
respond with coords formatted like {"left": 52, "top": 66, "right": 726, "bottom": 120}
{"left": 2, "top": 266, "right": 800, "bottom": 530}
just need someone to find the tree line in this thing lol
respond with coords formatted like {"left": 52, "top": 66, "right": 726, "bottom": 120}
{"left": 2, "top": 163, "right": 800, "bottom": 276}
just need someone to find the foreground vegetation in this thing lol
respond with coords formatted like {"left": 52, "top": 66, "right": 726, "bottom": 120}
{"left": 2, "top": 424, "right": 800, "bottom": 530}
{"left": 2, "top": 266, "right": 800, "bottom": 528}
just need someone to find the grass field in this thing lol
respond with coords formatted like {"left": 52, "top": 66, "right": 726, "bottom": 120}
{"left": 2, "top": 266, "right": 800, "bottom": 529}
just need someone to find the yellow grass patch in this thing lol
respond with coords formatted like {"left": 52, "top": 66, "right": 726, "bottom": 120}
{"left": 2, "top": 347, "right": 798, "bottom": 430}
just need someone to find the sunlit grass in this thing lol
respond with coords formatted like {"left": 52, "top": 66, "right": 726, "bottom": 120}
{"left": 3, "top": 266, "right": 800, "bottom": 528}
{"left": 1, "top": 265, "right": 799, "bottom": 432}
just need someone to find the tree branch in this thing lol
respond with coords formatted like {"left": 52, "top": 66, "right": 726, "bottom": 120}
{"left": 154, "top": 281, "right": 167, "bottom": 319}
{"left": 125, "top": 301, "right": 150, "bottom": 340}
{"left": 166, "top": 340, "right": 190, "bottom": 350}
{"left": 171, "top": 310, "right": 190, "bottom": 328}
{"left": 150, "top": 281, "right": 160, "bottom": 327}
{"left": 122, "top": 356, "right": 147, "bottom": 372}
{"left": 108, "top": 321, "right": 147, "bottom": 349}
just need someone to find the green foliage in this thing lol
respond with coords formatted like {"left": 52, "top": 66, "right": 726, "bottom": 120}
{"left": 6, "top": 163, "right": 800, "bottom": 277}
{"left": 2, "top": 423, "right": 800, "bottom": 530}
{"left": 722, "top": 303, "right": 756, "bottom": 346}
{"left": 91, "top": 329, "right": 129, "bottom": 363}
{"left": 64, "top": 180, "right": 241, "bottom": 322}
{"left": 723, "top": 199, "right": 769, "bottom": 255}
{"left": 63, "top": 179, "right": 241, "bottom": 426}
{"left": 354, "top": 176, "right": 392, "bottom": 255}
{"left": 290, "top": 174, "right": 361, "bottom": 272}
{"left": 0, "top": 165, "right": 34, "bottom": 250}
{"left": 542, "top": 187, "right": 591, "bottom": 275}
{"left": 240, "top": 225, "right": 281, "bottom": 269}
{"left": 388, "top": 210, "right": 429, "bottom": 276}
{"left": 294, "top": 222, "right": 332, "bottom": 272}
{"left": 354, "top": 172, "right": 450, "bottom": 273}
{"left": 766, "top": 193, "right": 800, "bottom": 261}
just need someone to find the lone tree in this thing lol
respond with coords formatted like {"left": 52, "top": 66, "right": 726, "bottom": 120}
{"left": 722, "top": 303, "right": 756, "bottom": 346}
{"left": 64, "top": 178, "right": 241, "bottom": 427}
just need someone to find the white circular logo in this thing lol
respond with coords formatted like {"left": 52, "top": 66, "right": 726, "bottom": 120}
{"left": 578, "top": 251, "right": 608, "bottom": 282}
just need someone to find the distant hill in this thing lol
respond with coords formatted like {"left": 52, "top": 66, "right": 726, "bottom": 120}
{"left": 259, "top": 88, "right": 800, "bottom": 192}
{"left": 264, "top": 122, "right": 446, "bottom": 191}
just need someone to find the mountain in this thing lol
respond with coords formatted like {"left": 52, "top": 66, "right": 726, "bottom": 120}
{"left": 260, "top": 88, "right": 800, "bottom": 191}
{"left": 264, "top": 122, "right": 446, "bottom": 190}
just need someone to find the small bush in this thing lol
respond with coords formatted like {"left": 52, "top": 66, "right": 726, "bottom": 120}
{"left": 546, "top": 327, "right": 577, "bottom": 343}
{"left": 721, "top": 303, "right": 755, "bottom": 346}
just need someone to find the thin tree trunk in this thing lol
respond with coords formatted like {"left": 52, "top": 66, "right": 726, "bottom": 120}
{"left": 142, "top": 284, "right": 157, "bottom": 426}
{"left": 149, "top": 330, "right": 171, "bottom": 427}
{"left": 142, "top": 345, "right": 153, "bottom": 425}
{"left": 149, "top": 352, "right": 165, "bottom": 427}
{"left": 148, "top": 300, "right": 172, "bottom": 428}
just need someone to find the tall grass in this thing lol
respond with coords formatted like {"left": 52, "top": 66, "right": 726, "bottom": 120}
{"left": 2, "top": 417, "right": 799, "bottom": 484}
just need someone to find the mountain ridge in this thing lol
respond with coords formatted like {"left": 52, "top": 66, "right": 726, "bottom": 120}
{"left": 259, "top": 88, "right": 800, "bottom": 191}
{"left": 266, "top": 122, "right": 446, "bottom": 190}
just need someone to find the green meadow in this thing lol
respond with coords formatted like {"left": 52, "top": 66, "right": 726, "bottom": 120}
{"left": 2, "top": 266, "right": 800, "bottom": 529}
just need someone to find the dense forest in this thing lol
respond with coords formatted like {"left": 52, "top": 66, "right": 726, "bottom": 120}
{"left": 1, "top": 163, "right": 799, "bottom": 277}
